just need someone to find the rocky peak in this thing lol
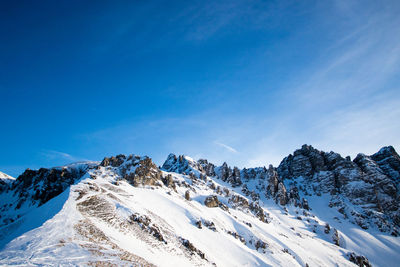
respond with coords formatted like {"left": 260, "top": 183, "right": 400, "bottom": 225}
{"left": 372, "top": 146, "right": 399, "bottom": 162}
{"left": 277, "top": 144, "right": 400, "bottom": 233}
{"left": 123, "top": 157, "right": 162, "bottom": 187}
{"left": 161, "top": 153, "right": 179, "bottom": 171}
{"left": 277, "top": 144, "right": 360, "bottom": 181}
{"left": 161, "top": 154, "right": 218, "bottom": 179}
{"left": 100, "top": 154, "right": 127, "bottom": 167}
{"left": 100, "top": 154, "right": 163, "bottom": 187}
{"left": 197, "top": 159, "right": 216, "bottom": 176}
{"left": 370, "top": 146, "right": 400, "bottom": 182}
{"left": 215, "top": 162, "right": 243, "bottom": 186}
{"left": 162, "top": 154, "right": 200, "bottom": 174}
{"left": 216, "top": 162, "right": 231, "bottom": 182}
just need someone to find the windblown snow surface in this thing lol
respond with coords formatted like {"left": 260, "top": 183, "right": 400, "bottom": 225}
{"left": 0, "top": 157, "right": 399, "bottom": 266}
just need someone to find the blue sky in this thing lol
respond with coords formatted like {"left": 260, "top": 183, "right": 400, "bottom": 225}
{"left": 1, "top": 0, "right": 400, "bottom": 177}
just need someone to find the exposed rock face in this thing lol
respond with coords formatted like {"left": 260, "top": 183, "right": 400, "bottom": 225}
{"left": 161, "top": 174, "right": 176, "bottom": 190}
{"left": 162, "top": 154, "right": 269, "bottom": 189}
{"left": 129, "top": 213, "right": 166, "bottom": 243}
{"left": 2, "top": 144, "right": 397, "bottom": 243}
{"left": 229, "top": 194, "right": 249, "bottom": 209}
{"left": 231, "top": 167, "right": 242, "bottom": 187}
{"left": 123, "top": 157, "right": 161, "bottom": 187}
{"left": 332, "top": 229, "right": 340, "bottom": 246}
{"left": 0, "top": 163, "right": 94, "bottom": 228}
{"left": 278, "top": 145, "right": 328, "bottom": 180}
{"left": 242, "top": 167, "right": 268, "bottom": 181}
{"left": 227, "top": 230, "right": 246, "bottom": 244}
{"left": 101, "top": 154, "right": 163, "bottom": 187}
{"left": 185, "top": 190, "right": 190, "bottom": 201}
{"left": 179, "top": 237, "right": 206, "bottom": 259}
{"left": 197, "top": 159, "right": 216, "bottom": 177}
{"left": 266, "top": 165, "right": 279, "bottom": 196}
{"left": 1, "top": 146, "right": 400, "bottom": 266}
{"left": 217, "top": 162, "right": 231, "bottom": 182}
{"left": 348, "top": 252, "right": 372, "bottom": 267}
{"left": 276, "top": 182, "right": 288, "bottom": 205}
{"left": 13, "top": 164, "right": 89, "bottom": 207}
{"left": 162, "top": 154, "right": 203, "bottom": 174}
{"left": 204, "top": 195, "right": 219, "bottom": 208}
{"left": 215, "top": 163, "right": 243, "bottom": 187}
{"left": 255, "top": 239, "right": 268, "bottom": 250}
{"left": 277, "top": 144, "right": 400, "bottom": 233}
{"left": 371, "top": 146, "right": 400, "bottom": 182}
{"left": 249, "top": 202, "right": 270, "bottom": 223}
{"left": 100, "top": 154, "right": 126, "bottom": 167}
{"left": 353, "top": 153, "right": 397, "bottom": 210}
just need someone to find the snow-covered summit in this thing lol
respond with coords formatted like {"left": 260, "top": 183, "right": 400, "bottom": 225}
{"left": 0, "top": 171, "right": 14, "bottom": 181}
{"left": 0, "top": 171, "right": 15, "bottom": 192}
{"left": 0, "top": 145, "right": 399, "bottom": 266}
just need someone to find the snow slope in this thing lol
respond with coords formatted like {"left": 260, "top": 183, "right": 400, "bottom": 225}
{"left": 0, "top": 171, "right": 14, "bottom": 181}
{"left": 0, "top": 148, "right": 399, "bottom": 266}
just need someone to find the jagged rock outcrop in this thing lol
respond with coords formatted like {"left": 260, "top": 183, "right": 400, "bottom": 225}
{"left": 214, "top": 163, "right": 243, "bottom": 187}
{"left": 277, "top": 144, "right": 400, "bottom": 233}
{"left": 100, "top": 154, "right": 162, "bottom": 187}
{"left": 371, "top": 146, "right": 400, "bottom": 183}
{"left": 162, "top": 155, "right": 269, "bottom": 190}
{"left": 100, "top": 154, "right": 127, "bottom": 167}
{"left": 276, "top": 182, "right": 288, "bottom": 205}
{"left": 204, "top": 195, "right": 219, "bottom": 208}
{"left": 185, "top": 190, "right": 190, "bottom": 200}
{"left": 13, "top": 164, "right": 89, "bottom": 207}
{"left": 179, "top": 237, "right": 206, "bottom": 259}
{"left": 161, "top": 174, "right": 176, "bottom": 190}
{"left": 197, "top": 159, "right": 216, "bottom": 177}
{"left": 162, "top": 154, "right": 202, "bottom": 174}
{"left": 332, "top": 229, "right": 340, "bottom": 246}
{"left": 0, "top": 163, "right": 93, "bottom": 228}
{"left": 122, "top": 157, "right": 161, "bottom": 187}
{"left": 217, "top": 162, "right": 231, "bottom": 182}
{"left": 348, "top": 252, "right": 372, "bottom": 267}
{"left": 266, "top": 165, "right": 279, "bottom": 196}
{"left": 129, "top": 213, "right": 166, "bottom": 243}
{"left": 231, "top": 167, "right": 242, "bottom": 187}
{"left": 1, "top": 145, "right": 400, "bottom": 266}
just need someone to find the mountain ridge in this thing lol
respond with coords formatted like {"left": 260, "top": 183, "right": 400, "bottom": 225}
{"left": 0, "top": 144, "right": 399, "bottom": 266}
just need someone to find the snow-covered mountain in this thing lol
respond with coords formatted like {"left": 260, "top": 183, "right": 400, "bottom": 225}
{"left": 1, "top": 145, "right": 399, "bottom": 266}
{"left": 0, "top": 171, "right": 15, "bottom": 192}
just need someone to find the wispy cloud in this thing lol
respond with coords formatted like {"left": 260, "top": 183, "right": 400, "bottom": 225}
{"left": 76, "top": 1, "right": 400, "bottom": 169}
{"left": 40, "top": 150, "right": 83, "bottom": 162}
{"left": 311, "top": 92, "right": 400, "bottom": 157}
{"left": 214, "top": 141, "right": 239, "bottom": 153}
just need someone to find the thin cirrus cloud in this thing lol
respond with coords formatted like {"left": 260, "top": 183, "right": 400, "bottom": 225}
{"left": 219, "top": 0, "right": 400, "bottom": 167}
{"left": 80, "top": 0, "right": 400, "bottom": 170}
{"left": 214, "top": 141, "right": 239, "bottom": 154}
{"left": 179, "top": 0, "right": 273, "bottom": 42}
{"left": 3, "top": 0, "right": 397, "bottom": 176}
{"left": 40, "top": 150, "right": 87, "bottom": 164}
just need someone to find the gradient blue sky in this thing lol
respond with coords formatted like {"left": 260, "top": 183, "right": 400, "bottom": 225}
{"left": 1, "top": 0, "right": 400, "bottom": 177}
